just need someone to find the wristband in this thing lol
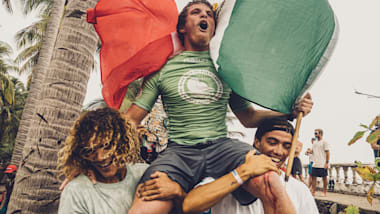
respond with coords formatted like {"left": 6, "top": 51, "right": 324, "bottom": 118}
{"left": 231, "top": 169, "right": 244, "bottom": 185}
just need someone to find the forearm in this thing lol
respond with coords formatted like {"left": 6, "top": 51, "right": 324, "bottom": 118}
{"left": 183, "top": 164, "right": 251, "bottom": 213}
{"left": 325, "top": 151, "right": 330, "bottom": 163}
{"left": 124, "top": 104, "right": 148, "bottom": 126}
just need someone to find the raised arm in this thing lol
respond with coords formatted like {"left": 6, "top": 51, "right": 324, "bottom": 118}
{"left": 182, "top": 151, "right": 278, "bottom": 214}
{"left": 234, "top": 93, "right": 313, "bottom": 128}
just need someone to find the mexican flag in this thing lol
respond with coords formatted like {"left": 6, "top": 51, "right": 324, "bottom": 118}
{"left": 87, "top": 0, "right": 181, "bottom": 109}
{"left": 210, "top": 0, "right": 339, "bottom": 113}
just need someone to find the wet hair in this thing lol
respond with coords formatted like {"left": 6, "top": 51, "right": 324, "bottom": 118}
{"left": 315, "top": 128, "right": 323, "bottom": 136}
{"left": 177, "top": 0, "right": 216, "bottom": 45}
{"left": 57, "top": 108, "right": 140, "bottom": 180}
{"left": 255, "top": 117, "right": 295, "bottom": 141}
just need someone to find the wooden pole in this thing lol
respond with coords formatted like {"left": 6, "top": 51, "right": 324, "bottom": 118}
{"left": 285, "top": 112, "right": 303, "bottom": 182}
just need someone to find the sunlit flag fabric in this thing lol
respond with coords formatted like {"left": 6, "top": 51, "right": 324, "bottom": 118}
{"left": 211, "top": 0, "right": 339, "bottom": 113}
{"left": 87, "top": 0, "right": 181, "bottom": 109}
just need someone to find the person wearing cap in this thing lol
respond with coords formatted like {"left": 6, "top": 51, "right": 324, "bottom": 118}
{"left": 179, "top": 117, "right": 318, "bottom": 214}
{"left": 138, "top": 117, "right": 318, "bottom": 214}
{"left": 0, "top": 164, "right": 17, "bottom": 214}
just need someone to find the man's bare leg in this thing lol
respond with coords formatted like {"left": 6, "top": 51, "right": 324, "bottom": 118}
{"left": 322, "top": 176, "right": 328, "bottom": 196}
{"left": 244, "top": 171, "right": 296, "bottom": 214}
{"left": 311, "top": 176, "right": 317, "bottom": 196}
{"left": 128, "top": 187, "right": 173, "bottom": 214}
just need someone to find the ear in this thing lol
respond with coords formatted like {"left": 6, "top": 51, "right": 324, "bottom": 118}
{"left": 253, "top": 138, "right": 261, "bottom": 149}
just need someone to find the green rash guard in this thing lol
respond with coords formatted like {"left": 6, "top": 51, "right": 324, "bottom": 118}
{"left": 134, "top": 51, "right": 251, "bottom": 145}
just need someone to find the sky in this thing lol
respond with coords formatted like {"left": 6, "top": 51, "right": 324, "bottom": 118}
{"left": 1, "top": 0, "right": 379, "bottom": 164}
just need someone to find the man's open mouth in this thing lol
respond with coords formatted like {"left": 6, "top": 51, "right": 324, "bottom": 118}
{"left": 200, "top": 20, "right": 208, "bottom": 30}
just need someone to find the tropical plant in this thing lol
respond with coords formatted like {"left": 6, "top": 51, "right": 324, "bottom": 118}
{"left": 7, "top": 0, "right": 99, "bottom": 212}
{"left": 344, "top": 204, "right": 359, "bottom": 214}
{"left": 348, "top": 116, "right": 380, "bottom": 146}
{"left": 0, "top": 41, "right": 26, "bottom": 165}
{"left": 0, "top": 77, "right": 27, "bottom": 164}
{"left": 14, "top": 10, "right": 49, "bottom": 76}
{"left": 9, "top": 0, "right": 65, "bottom": 167}
{"left": 348, "top": 115, "right": 380, "bottom": 205}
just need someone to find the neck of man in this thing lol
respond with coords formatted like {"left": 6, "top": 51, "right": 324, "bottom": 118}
{"left": 95, "top": 167, "right": 127, "bottom": 184}
{"left": 183, "top": 39, "right": 210, "bottom": 51}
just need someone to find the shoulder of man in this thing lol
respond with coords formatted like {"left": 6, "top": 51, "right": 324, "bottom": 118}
{"left": 127, "top": 163, "right": 149, "bottom": 178}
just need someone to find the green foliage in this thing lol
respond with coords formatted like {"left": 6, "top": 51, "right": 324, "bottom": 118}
{"left": 0, "top": 76, "right": 27, "bottom": 164}
{"left": 348, "top": 115, "right": 380, "bottom": 146}
{"left": 367, "top": 129, "right": 380, "bottom": 144}
{"left": 349, "top": 115, "right": 380, "bottom": 205}
{"left": 348, "top": 131, "right": 365, "bottom": 146}
{"left": 344, "top": 205, "right": 359, "bottom": 214}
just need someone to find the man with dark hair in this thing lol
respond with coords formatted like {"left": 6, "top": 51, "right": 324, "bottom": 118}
{"left": 181, "top": 117, "right": 318, "bottom": 214}
{"left": 126, "top": 1, "right": 313, "bottom": 213}
{"left": 310, "top": 128, "right": 330, "bottom": 197}
{"left": 57, "top": 108, "right": 148, "bottom": 213}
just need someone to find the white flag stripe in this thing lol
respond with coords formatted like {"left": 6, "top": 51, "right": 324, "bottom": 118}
{"left": 210, "top": 0, "right": 236, "bottom": 71}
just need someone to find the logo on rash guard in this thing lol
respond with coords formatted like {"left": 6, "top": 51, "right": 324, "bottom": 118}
{"left": 178, "top": 69, "right": 223, "bottom": 104}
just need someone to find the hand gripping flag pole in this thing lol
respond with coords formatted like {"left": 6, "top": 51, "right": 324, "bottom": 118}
{"left": 285, "top": 112, "right": 303, "bottom": 182}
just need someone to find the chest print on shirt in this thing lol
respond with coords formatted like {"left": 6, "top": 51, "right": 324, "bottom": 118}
{"left": 178, "top": 69, "right": 223, "bottom": 104}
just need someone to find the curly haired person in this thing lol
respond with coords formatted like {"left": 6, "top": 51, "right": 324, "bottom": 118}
{"left": 57, "top": 108, "right": 148, "bottom": 213}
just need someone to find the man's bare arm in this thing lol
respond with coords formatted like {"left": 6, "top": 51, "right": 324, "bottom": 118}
{"left": 324, "top": 150, "right": 330, "bottom": 169}
{"left": 182, "top": 151, "right": 278, "bottom": 214}
{"left": 234, "top": 93, "right": 313, "bottom": 128}
{"left": 125, "top": 104, "right": 149, "bottom": 125}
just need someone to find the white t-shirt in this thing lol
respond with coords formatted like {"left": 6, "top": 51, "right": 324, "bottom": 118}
{"left": 58, "top": 163, "right": 148, "bottom": 214}
{"left": 311, "top": 139, "right": 330, "bottom": 168}
{"left": 201, "top": 173, "right": 318, "bottom": 214}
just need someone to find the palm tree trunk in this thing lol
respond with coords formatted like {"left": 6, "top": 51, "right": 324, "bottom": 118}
{"left": 10, "top": 0, "right": 66, "bottom": 167}
{"left": 7, "top": 0, "right": 98, "bottom": 213}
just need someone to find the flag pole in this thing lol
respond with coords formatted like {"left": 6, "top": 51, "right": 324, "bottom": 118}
{"left": 285, "top": 112, "right": 303, "bottom": 182}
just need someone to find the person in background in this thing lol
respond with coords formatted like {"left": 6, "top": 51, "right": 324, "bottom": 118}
{"left": 305, "top": 137, "right": 316, "bottom": 188}
{"left": 310, "top": 128, "right": 330, "bottom": 197}
{"left": 371, "top": 118, "right": 380, "bottom": 162}
{"left": 291, "top": 141, "right": 305, "bottom": 183}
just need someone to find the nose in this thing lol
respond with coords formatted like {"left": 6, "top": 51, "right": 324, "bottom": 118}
{"left": 273, "top": 145, "right": 286, "bottom": 156}
{"left": 200, "top": 10, "right": 207, "bottom": 18}
{"left": 95, "top": 149, "right": 107, "bottom": 162}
